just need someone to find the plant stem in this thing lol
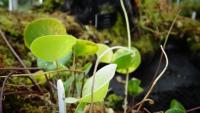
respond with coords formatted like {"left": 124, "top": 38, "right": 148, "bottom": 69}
{"left": 124, "top": 71, "right": 129, "bottom": 113}
{"left": 55, "top": 61, "right": 60, "bottom": 79}
{"left": 0, "top": 73, "right": 13, "bottom": 113}
{"left": 120, "top": 1, "right": 132, "bottom": 113}
{"left": 136, "top": 45, "right": 168, "bottom": 111}
{"left": 72, "top": 49, "right": 76, "bottom": 97}
{"left": 120, "top": 0, "right": 131, "bottom": 49}
{"left": 152, "top": 10, "right": 180, "bottom": 80}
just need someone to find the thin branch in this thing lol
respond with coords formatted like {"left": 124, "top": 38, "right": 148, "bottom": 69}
{"left": 0, "top": 67, "right": 41, "bottom": 70}
{"left": 187, "top": 106, "right": 200, "bottom": 113}
{"left": 0, "top": 73, "right": 13, "bottom": 113}
{"left": 0, "top": 29, "right": 43, "bottom": 92}
{"left": 0, "top": 29, "right": 30, "bottom": 74}
{"left": 153, "top": 10, "right": 180, "bottom": 80}
{"left": 136, "top": 45, "right": 169, "bottom": 111}
{"left": 0, "top": 68, "right": 84, "bottom": 78}
{"left": 3, "top": 91, "right": 43, "bottom": 96}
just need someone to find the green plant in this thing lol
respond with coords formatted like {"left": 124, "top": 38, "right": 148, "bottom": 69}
{"left": 23, "top": 14, "right": 142, "bottom": 113}
{"left": 165, "top": 99, "right": 186, "bottom": 113}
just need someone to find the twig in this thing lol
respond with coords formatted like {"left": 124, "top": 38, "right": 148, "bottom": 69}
{"left": 0, "top": 29, "right": 43, "bottom": 93}
{"left": 0, "top": 73, "right": 13, "bottom": 113}
{"left": 187, "top": 106, "right": 200, "bottom": 113}
{"left": 152, "top": 10, "right": 180, "bottom": 80}
{"left": 3, "top": 91, "right": 43, "bottom": 96}
{"left": 143, "top": 107, "right": 151, "bottom": 113}
{"left": 0, "top": 68, "right": 84, "bottom": 78}
{"left": 0, "top": 30, "right": 30, "bottom": 73}
{"left": 136, "top": 45, "right": 169, "bottom": 111}
{"left": 44, "top": 73, "right": 56, "bottom": 102}
{"left": 0, "top": 67, "right": 41, "bottom": 70}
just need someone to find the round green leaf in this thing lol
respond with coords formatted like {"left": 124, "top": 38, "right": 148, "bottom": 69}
{"left": 74, "top": 39, "right": 98, "bottom": 56}
{"left": 112, "top": 47, "right": 141, "bottom": 74}
{"left": 24, "top": 18, "right": 66, "bottom": 48}
{"left": 30, "top": 35, "right": 76, "bottom": 62}
{"left": 96, "top": 44, "right": 113, "bottom": 63}
{"left": 81, "top": 64, "right": 117, "bottom": 103}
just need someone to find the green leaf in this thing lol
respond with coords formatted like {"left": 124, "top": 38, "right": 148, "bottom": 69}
{"left": 165, "top": 100, "right": 186, "bottom": 113}
{"left": 37, "top": 52, "right": 72, "bottom": 71}
{"left": 24, "top": 18, "right": 66, "bottom": 48}
{"left": 74, "top": 102, "right": 87, "bottom": 113}
{"left": 74, "top": 39, "right": 98, "bottom": 56}
{"left": 30, "top": 35, "right": 76, "bottom": 62}
{"left": 165, "top": 109, "right": 185, "bottom": 113}
{"left": 96, "top": 44, "right": 113, "bottom": 63}
{"left": 128, "top": 78, "right": 144, "bottom": 96}
{"left": 112, "top": 47, "right": 141, "bottom": 74}
{"left": 81, "top": 64, "right": 117, "bottom": 103}
{"left": 65, "top": 97, "right": 80, "bottom": 103}
{"left": 82, "top": 62, "right": 93, "bottom": 75}
{"left": 170, "top": 100, "right": 186, "bottom": 111}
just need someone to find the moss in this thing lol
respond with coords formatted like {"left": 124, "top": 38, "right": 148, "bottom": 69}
{"left": 4, "top": 94, "right": 57, "bottom": 113}
{"left": 133, "top": 34, "right": 158, "bottom": 55}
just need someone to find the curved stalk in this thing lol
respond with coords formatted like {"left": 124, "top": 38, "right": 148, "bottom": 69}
{"left": 120, "top": 0, "right": 131, "bottom": 49}
{"left": 136, "top": 45, "right": 169, "bottom": 111}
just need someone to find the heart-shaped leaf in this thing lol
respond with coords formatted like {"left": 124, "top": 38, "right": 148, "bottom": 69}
{"left": 24, "top": 18, "right": 66, "bottom": 48}
{"left": 112, "top": 47, "right": 141, "bottom": 74}
{"left": 30, "top": 35, "right": 76, "bottom": 62}
{"left": 74, "top": 39, "right": 98, "bottom": 57}
{"left": 96, "top": 44, "right": 113, "bottom": 63}
{"left": 80, "top": 64, "right": 117, "bottom": 102}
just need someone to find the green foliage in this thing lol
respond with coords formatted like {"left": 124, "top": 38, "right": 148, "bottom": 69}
{"left": 165, "top": 99, "right": 186, "bottom": 113}
{"left": 105, "top": 94, "right": 123, "bottom": 111}
{"left": 30, "top": 35, "right": 76, "bottom": 62}
{"left": 96, "top": 43, "right": 113, "bottom": 63}
{"left": 74, "top": 39, "right": 98, "bottom": 57}
{"left": 65, "top": 64, "right": 117, "bottom": 103}
{"left": 24, "top": 18, "right": 66, "bottom": 48}
{"left": 37, "top": 52, "right": 72, "bottom": 71}
{"left": 74, "top": 102, "right": 87, "bottom": 113}
{"left": 112, "top": 47, "right": 141, "bottom": 74}
{"left": 128, "top": 78, "right": 144, "bottom": 96}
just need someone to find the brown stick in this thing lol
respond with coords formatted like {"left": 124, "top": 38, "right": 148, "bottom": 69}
{"left": 0, "top": 29, "right": 43, "bottom": 93}
{"left": 0, "top": 73, "right": 13, "bottom": 113}
{"left": 0, "top": 67, "right": 41, "bottom": 70}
